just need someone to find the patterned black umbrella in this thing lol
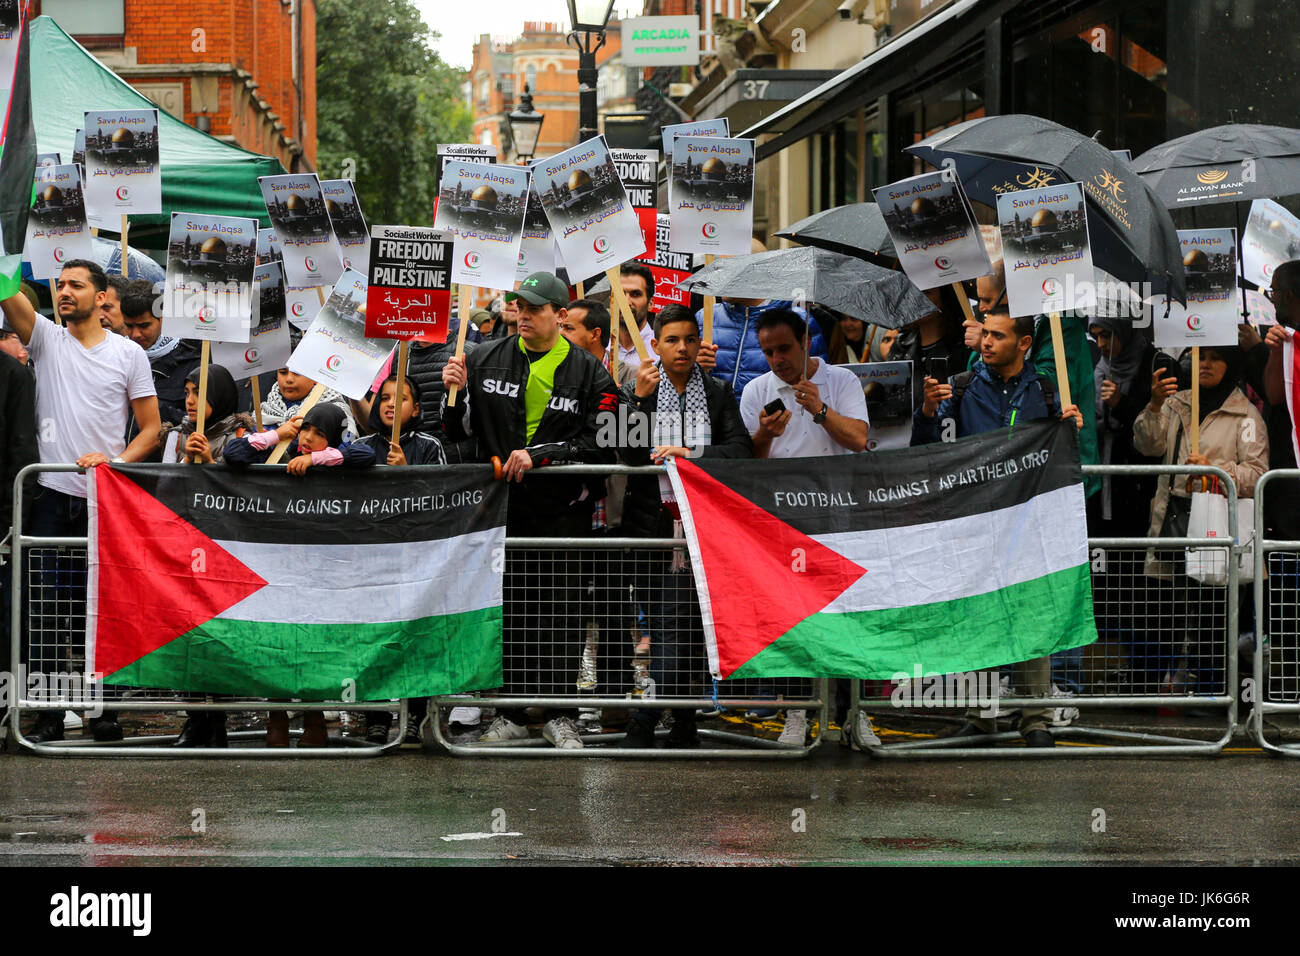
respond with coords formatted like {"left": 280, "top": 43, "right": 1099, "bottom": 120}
{"left": 676, "top": 246, "right": 936, "bottom": 329}
{"left": 1132, "top": 123, "right": 1300, "bottom": 209}
{"left": 908, "top": 114, "right": 1186, "bottom": 304}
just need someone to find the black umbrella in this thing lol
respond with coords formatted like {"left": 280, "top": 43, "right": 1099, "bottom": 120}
{"left": 1131, "top": 123, "right": 1300, "bottom": 209}
{"left": 677, "top": 247, "right": 936, "bottom": 330}
{"left": 908, "top": 114, "right": 1187, "bottom": 304}
{"left": 773, "top": 203, "right": 897, "bottom": 264}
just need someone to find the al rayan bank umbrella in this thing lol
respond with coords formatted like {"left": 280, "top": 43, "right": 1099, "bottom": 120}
{"left": 908, "top": 113, "right": 1187, "bottom": 410}
{"left": 773, "top": 203, "right": 898, "bottom": 265}
{"left": 677, "top": 246, "right": 936, "bottom": 329}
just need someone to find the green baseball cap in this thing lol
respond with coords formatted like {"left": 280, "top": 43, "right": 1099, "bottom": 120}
{"left": 506, "top": 272, "right": 569, "bottom": 308}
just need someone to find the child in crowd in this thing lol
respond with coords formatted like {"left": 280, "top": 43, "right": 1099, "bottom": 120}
{"left": 158, "top": 364, "right": 256, "bottom": 464}
{"left": 355, "top": 375, "right": 446, "bottom": 467}
{"left": 261, "top": 367, "right": 357, "bottom": 443}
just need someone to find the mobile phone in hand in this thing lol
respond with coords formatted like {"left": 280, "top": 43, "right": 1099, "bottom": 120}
{"left": 926, "top": 356, "right": 949, "bottom": 382}
{"left": 763, "top": 398, "right": 786, "bottom": 417}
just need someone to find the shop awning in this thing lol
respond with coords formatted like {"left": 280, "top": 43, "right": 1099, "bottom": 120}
{"left": 741, "top": 0, "right": 989, "bottom": 160}
{"left": 687, "top": 68, "right": 840, "bottom": 131}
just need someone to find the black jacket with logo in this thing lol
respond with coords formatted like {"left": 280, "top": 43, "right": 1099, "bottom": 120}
{"left": 441, "top": 334, "right": 618, "bottom": 521}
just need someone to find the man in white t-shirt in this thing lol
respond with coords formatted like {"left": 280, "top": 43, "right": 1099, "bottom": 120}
{"left": 2, "top": 259, "right": 160, "bottom": 744}
{"left": 739, "top": 308, "right": 877, "bottom": 749}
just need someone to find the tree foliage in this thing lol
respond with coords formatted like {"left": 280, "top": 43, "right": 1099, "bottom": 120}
{"left": 317, "top": 0, "right": 472, "bottom": 227}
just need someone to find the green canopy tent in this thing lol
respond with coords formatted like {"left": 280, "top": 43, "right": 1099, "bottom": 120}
{"left": 30, "top": 15, "right": 285, "bottom": 245}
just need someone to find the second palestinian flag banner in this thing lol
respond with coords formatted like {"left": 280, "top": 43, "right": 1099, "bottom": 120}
{"left": 668, "top": 420, "right": 1096, "bottom": 680}
{"left": 1283, "top": 329, "right": 1300, "bottom": 467}
{"left": 88, "top": 465, "right": 506, "bottom": 700}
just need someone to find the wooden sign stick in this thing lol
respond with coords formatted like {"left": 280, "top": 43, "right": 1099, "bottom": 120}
{"left": 576, "top": 281, "right": 585, "bottom": 299}
{"left": 390, "top": 340, "right": 409, "bottom": 451}
{"left": 266, "top": 382, "right": 327, "bottom": 465}
{"left": 701, "top": 253, "right": 716, "bottom": 343}
{"left": 119, "top": 215, "right": 129, "bottom": 276}
{"left": 48, "top": 278, "right": 62, "bottom": 325}
{"left": 315, "top": 285, "right": 326, "bottom": 306}
{"left": 1047, "top": 311, "right": 1073, "bottom": 409}
{"left": 1191, "top": 345, "right": 1201, "bottom": 457}
{"left": 446, "top": 288, "right": 473, "bottom": 407}
{"left": 953, "top": 281, "right": 976, "bottom": 323}
{"left": 250, "top": 375, "right": 263, "bottom": 431}
{"left": 191, "top": 340, "right": 211, "bottom": 463}
{"left": 606, "top": 266, "right": 650, "bottom": 363}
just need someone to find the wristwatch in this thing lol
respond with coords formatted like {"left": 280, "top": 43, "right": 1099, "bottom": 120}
{"left": 812, "top": 403, "right": 829, "bottom": 425}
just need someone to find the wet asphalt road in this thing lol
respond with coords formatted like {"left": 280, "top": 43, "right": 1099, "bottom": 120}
{"left": 2, "top": 738, "right": 1298, "bottom": 865}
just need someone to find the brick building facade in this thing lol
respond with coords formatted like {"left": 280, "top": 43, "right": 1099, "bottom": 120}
{"left": 35, "top": 0, "right": 316, "bottom": 171}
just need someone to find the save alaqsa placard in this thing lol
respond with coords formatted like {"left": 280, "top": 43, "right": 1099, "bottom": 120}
{"left": 996, "top": 181, "right": 1096, "bottom": 317}
{"left": 321, "top": 178, "right": 370, "bottom": 274}
{"left": 366, "top": 226, "right": 453, "bottom": 343}
{"left": 212, "top": 262, "right": 292, "bottom": 380}
{"left": 433, "top": 160, "right": 529, "bottom": 289}
{"left": 669, "top": 135, "right": 755, "bottom": 257}
{"left": 82, "top": 108, "right": 162, "bottom": 218}
{"left": 287, "top": 268, "right": 395, "bottom": 400}
{"left": 534, "top": 136, "right": 646, "bottom": 282}
{"left": 874, "top": 171, "right": 991, "bottom": 289}
{"left": 1153, "top": 228, "right": 1240, "bottom": 348}
{"left": 515, "top": 181, "right": 556, "bottom": 282}
{"left": 1242, "top": 198, "right": 1300, "bottom": 289}
{"left": 24, "top": 164, "right": 94, "bottom": 280}
{"left": 163, "top": 213, "right": 259, "bottom": 343}
{"left": 660, "top": 119, "right": 728, "bottom": 158}
{"left": 258, "top": 173, "right": 346, "bottom": 288}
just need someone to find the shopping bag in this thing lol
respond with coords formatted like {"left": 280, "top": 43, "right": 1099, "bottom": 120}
{"left": 1186, "top": 490, "right": 1230, "bottom": 586}
{"left": 1235, "top": 498, "right": 1255, "bottom": 585}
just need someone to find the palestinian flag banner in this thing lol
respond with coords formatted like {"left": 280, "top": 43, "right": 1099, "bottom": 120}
{"left": 1282, "top": 329, "right": 1300, "bottom": 467}
{"left": 87, "top": 464, "right": 506, "bottom": 700}
{"left": 0, "top": 7, "right": 34, "bottom": 299}
{"left": 668, "top": 420, "right": 1096, "bottom": 680}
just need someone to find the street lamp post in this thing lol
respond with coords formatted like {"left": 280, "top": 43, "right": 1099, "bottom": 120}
{"left": 566, "top": 0, "right": 617, "bottom": 143}
{"left": 505, "top": 85, "right": 545, "bottom": 164}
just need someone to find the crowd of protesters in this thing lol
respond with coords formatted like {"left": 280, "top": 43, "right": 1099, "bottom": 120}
{"left": 1, "top": 248, "right": 1295, "bottom": 752}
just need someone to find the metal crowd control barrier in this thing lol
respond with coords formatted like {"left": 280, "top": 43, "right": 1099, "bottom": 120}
{"left": 431, "top": 463, "right": 827, "bottom": 758}
{"left": 7, "top": 464, "right": 404, "bottom": 758}
{"left": 848, "top": 464, "right": 1242, "bottom": 758}
{"left": 1252, "top": 470, "right": 1300, "bottom": 756}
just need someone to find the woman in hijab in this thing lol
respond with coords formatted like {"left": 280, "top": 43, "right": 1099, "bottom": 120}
{"left": 1131, "top": 346, "right": 1269, "bottom": 695}
{"left": 1089, "top": 318, "right": 1157, "bottom": 535}
{"left": 158, "top": 364, "right": 256, "bottom": 463}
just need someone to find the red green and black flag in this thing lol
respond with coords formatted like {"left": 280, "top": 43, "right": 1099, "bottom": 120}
{"left": 667, "top": 420, "right": 1097, "bottom": 680}
{"left": 87, "top": 464, "right": 506, "bottom": 700}
{"left": 0, "top": 5, "right": 34, "bottom": 299}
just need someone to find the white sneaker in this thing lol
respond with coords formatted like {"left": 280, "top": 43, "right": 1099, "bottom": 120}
{"left": 1049, "top": 685, "right": 1079, "bottom": 727}
{"left": 479, "top": 716, "right": 528, "bottom": 743}
{"left": 542, "top": 717, "right": 584, "bottom": 749}
{"left": 777, "top": 709, "right": 808, "bottom": 745}
{"left": 448, "top": 706, "right": 481, "bottom": 727}
{"left": 851, "top": 710, "right": 882, "bottom": 750}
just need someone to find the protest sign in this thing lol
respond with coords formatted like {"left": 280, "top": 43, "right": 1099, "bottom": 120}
{"left": 996, "top": 181, "right": 1096, "bottom": 317}
{"left": 639, "top": 213, "right": 692, "bottom": 307}
{"left": 610, "top": 147, "right": 659, "bottom": 260}
{"left": 669, "top": 136, "right": 755, "bottom": 257}
{"left": 259, "top": 226, "right": 320, "bottom": 330}
{"left": 212, "top": 263, "right": 292, "bottom": 381}
{"left": 71, "top": 129, "right": 85, "bottom": 170}
{"left": 535, "top": 136, "right": 645, "bottom": 283}
{"left": 435, "top": 143, "right": 498, "bottom": 192}
{"left": 1242, "top": 198, "right": 1300, "bottom": 289}
{"left": 874, "top": 171, "right": 991, "bottom": 289}
{"left": 843, "top": 361, "right": 913, "bottom": 451}
{"left": 434, "top": 160, "right": 529, "bottom": 289}
{"left": 288, "top": 268, "right": 394, "bottom": 400}
{"left": 321, "top": 178, "right": 370, "bottom": 274}
{"left": 660, "top": 119, "right": 728, "bottom": 158}
{"left": 1153, "top": 229, "right": 1240, "bottom": 348}
{"left": 24, "top": 164, "right": 93, "bottom": 280}
{"left": 163, "top": 213, "right": 258, "bottom": 343}
{"left": 258, "top": 173, "right": 346, "bottom": 288}
{"left": 36, "top": 152, "right": 60, "bottom": 169}
{"left": 516, "top": 183, "right": 556, "bottom": 282}
{"left": 366, "top": 225, "right": 453, "bottom": 342}
{"left": 82, "top": 109, "right": 162, "bottom": 217}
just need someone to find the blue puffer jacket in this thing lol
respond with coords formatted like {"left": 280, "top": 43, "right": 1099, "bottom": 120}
{"left": 698, "top": 299, "right": 827, "bottom": 398}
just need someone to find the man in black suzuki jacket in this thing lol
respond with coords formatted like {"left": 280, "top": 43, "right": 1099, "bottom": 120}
{"left": 442, "top": 271, "right": 618, "bottom": 750}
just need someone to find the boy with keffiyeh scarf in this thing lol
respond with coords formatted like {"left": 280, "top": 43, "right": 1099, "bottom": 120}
{"left": 618, "top": 305, "right": 752, "bottom": 748}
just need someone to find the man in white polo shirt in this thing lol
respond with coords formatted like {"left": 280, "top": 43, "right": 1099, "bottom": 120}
{"left": 1, "top": 259, "right": 160, "bottom": 744}
{"left": 739, "top": 308, "right": 877, "bottom": 749}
